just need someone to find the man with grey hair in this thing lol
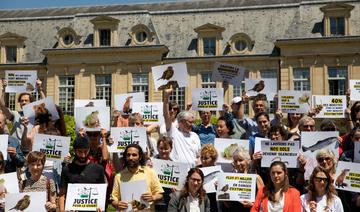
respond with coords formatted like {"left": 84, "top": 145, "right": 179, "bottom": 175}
{"left": 163, "top": 88, "right": 201, "bottom": 167}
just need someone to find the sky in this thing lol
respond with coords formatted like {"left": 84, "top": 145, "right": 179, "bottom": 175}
{"left": 0, "top": 0, "right": 186, "bottom": 10}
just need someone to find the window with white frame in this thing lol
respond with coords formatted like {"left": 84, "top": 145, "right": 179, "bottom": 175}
{"left": 201, "top": 73, "right": 216, "bottom": 88}
{"left": 203, "top": 38, "right": 216, "bottom": 56}
{"left": 328, "top": 67, "right": 347, "bottom": 95}
{"left": 96, "top": 75, "right": 112, "bottom": 107}
{"left": 293, "top": 68, "right": 310, "bottom": 91}
{"left": 132, "top": 73, "right": 149, "bottom": 102}
{"left": 59, "top": 76, "right": 75, "bottom": 115}
{"left": 6, "top": 93, "right": 16, "bottom": 111}
{"left": 260, "top": 69, "right": 278, "bottom": 113}
{"left": 170, "top": 87, "right": 185, "bottom": 110}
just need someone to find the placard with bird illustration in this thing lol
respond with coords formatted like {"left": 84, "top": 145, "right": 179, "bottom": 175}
{"left": 245, "top": 78, "right": 277, "bottom": 100}
{"left": 5, "top": 191, "right": 46, "bottom": 212}
{"left": 151, "top": 62, "right": 188, "bottom": 91}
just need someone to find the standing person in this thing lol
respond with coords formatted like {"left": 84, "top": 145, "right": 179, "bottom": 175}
{"left": 192, "top": 111, "right": 216, "bottom": 145}
{"left": 160, "top": 102, "right": 180, "bottom": 136}
{"left": 251, "top": 161, "right": 301, "bottom": 212}
{"left": 168, "top": 168, "right": 210, "bottom": 212}
{"left": 58, "top": 136, "right": 105, "bottom": 212}
{"left": 300, "top": 166, "right": 343, "bottom": 212}
{"left": 216, "top": 116, "right": 235, "bottom": 139}
{"left": 163, "top": 87, "right": 201, "bottom": 167}
{"left": 110, "top": 144, "right": 163, "bottom": 211}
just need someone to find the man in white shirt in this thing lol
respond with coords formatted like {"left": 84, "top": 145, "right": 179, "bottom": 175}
{"left": 163, "top": 87, "right": 201, "bottom": 167}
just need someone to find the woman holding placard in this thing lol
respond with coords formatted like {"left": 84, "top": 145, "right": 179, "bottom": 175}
{"left": 168, "top": 168, "right": 210, "bottom": 212}
{"left": 300, "top": 166, "right": 343, "bottom": 212}
{"left": 251, "top": 161, "right": 301, "bottom": 212}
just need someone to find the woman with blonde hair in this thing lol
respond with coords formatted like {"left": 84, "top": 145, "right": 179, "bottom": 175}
{"left": 315, "top": 149, "right": 337, "bottom": 179}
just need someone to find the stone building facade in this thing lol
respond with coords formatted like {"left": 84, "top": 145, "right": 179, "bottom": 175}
{"left": 0, "top": 0, "right": 359, "bottom": 115}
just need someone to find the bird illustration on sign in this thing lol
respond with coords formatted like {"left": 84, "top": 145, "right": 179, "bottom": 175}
{"left": 248, "top": 80, "right": 265, "bottom": 92}
{"left": 157, "top": 66, "right": 179, "bottom": 90}
{"left": 10, "top": 195, "right": 31, "bottom": 211}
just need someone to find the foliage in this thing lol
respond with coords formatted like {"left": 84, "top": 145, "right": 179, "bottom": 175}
{"left": 64, "top": 114, "right": 76, "bottom": 157}
{"left": 193, "top": 115, "right": 218, "bottom": 126}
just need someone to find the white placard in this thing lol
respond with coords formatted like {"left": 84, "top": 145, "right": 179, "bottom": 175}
{"left": 0, "top": 135, "right": 8, "bottom": 159}
{"left": 192, "top": 88, "right": 224, "bottom": 111}
{"left": 5, "top": 191, "right": 46, "bottom": 212}
{"left": 120, "top": 180, "right": 149, "bottom": 212}
{"left": 75, "top": 107, "right": 110, "bottom": 131}
{"left": 0, "top": 172, "right": 19, "bottom": 203}
{"left": 349, "top": 80, "right": 360, "bottom": 101}
{"left": 334, "top": 161, "right": 360, "bottom": 193}
{"left": 212, "top": 63, "right": 246, "bottom": 86}
{"left": 151, "top": 62, "right": 188, "bottom": 91}
{"left": 22, "top": 97, "right": 59, "bottom": 124}
{"left": 355, "top": 142, "right": 360, "bottom": 163}
{"left": 301, "top": 131, "right": 339, "bottom": 180}
{"left": 114, "top": 92, "right": 145, "bottom": 112}
{"left": 152, "top": 158, "right": 189, "bottom": 190}
{"left": 261, "top": 140, "right": 299, "bottom": 168}
{"left": 74, "top": 99, "right": 106, "bottom": 108}
{"left": 312, "top": 95, "right": 346, "bottom": 118}
{"left": 132, "top": 102, "right": 164, "bottom": 125}
{"left": 245, "top": 78, "right": 277, "bottom": 100}
{"left": 214, "top": 138, "right": 249, "bottom": 164}
{"left": 65, "top": 183, "right": 107, "bottom": 211}
{"left": 199, "top": 166, "right": 222, "bottom": 193}
{"left": 216, "top": 173, "right": 256, "bottom": 202}
{"left": 5, "top": 70, "right": 37, "bottom": 93}
{"left": 109, "top": 127, "right": 147, "bottom": 153}
{"left": 278, "top": 90, "right": 311, "bottom": 114}
{"left": 33, "top": 134, "right": 70, "bottom": 162}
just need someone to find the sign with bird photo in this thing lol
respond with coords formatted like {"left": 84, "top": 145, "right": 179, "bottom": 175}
{"left": 151, "top": 62, "right": 188, "bottom": 91}
{"left": 216, "top": 173, "right": 256, "bottom": 202}
{"left": 152, "top": 158, "right": 189, "bottom": 190}
{"left": 114, "top": 92, "right": 145, "bottom": 112}
{"left": 75, "top": 107, "right": 110, "bottom": 131}
{"left": 199, "top": 165, "right": 222, "bottom": 193}
{"left": 261, "top": 140, "right": 300, "bottom": 168}
{"left": 214, "top": 138, "right": 249, "bottom": 164}
{"left": 192, "top": 88, "right": 224, "bottom": 111}
{"left": 120, "top": 180, "right": 149, "bottom": 212}
{"left": 334, "top": 161, "right": 360, "bottom": 193}
{"left": 0, "top": 172, "right": 20, "bottom": 204}
{"left": 109, "top": 127, "right": 147, "bottom": 154}
{"left": 5, "top": 70, "right": 37, "bottom": 93}
{"left": 132, "top": 102, "right": 164, "bottom": 125}
{"left": 22, "top": 97, "right": 60, "bottom": 124}
{"left": 312, "top": 95, "right": 346, "bottom": 118}
{"left": 33, "top": 134, "right": 70, "bottom": 162}
{"left": 301, "top": 131, "right": 339, "bottom": 180}
{"left": 5, "top": 191, "right": 46, "bottom": 212}
{"left": 65, "top": 183, "right": 107, "bottom": 211}
{"left": 212, "top": 62, "right": 246, "bottom": 86}
{"left": 245, "top": 78, "right": 277, "bottom": 100}
{"left": 278, "top": 90, "right": 311, "bottom": 114}
{"left": 349, "top": 80, "right": 360, "bottom": 101}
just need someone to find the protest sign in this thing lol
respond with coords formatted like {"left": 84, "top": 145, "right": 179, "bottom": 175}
{"left": 301, "top": 131, "right": 339, "bottom": 180}
{"left": 33, "top": 134, "right": 70, "bottom": 162}
{"left": 355, "top": 142, "right": 360, "bottom": 163}
{"left": 0, "top": 172, "right": 19, "bottom": 203}
{"left": 114, "top": 92, "right": 145, "bottom": 111}
{"left": 261, "top": 140, "right": 299, "bottom": 168}
{"left": 109, "top": 127, "right": 147, "bottom": 153}
{"left": 214, "top": 138, "right": 249, "bottom": 163}
{"left": 254, "top": 137, "right": 270, "bottom": 154}
{"left": 212, "top": 62, "right": 246, "bottom": 86}
{"left": 75, "top": 107, "right": 110, "bottom": 131}
{"left": 278, "top": 90, "right": 311, "bottom": 114}
{"left": 132, "top": 102, "right": 164, "bottom": 125}
{"left": 0, "top": 135, "right": 8, "bottom": 159}
{"left": 192, "top": 88, "right": 224, "bottom": 111}
{"left": 120, "top": 180, "right": 149, "bottom": 212}
{"left": 349, "top": 80, "right": 360, "bottom": 101}
{"left": 312, "top": 95, "right": 346, "bottom": 118}
{"left": 334, "top": 161, "right": 360, "bottom": 193}
{"left": 65, "top": 183, "right": 107, "bottom": 211}
{"left": 5, "top": 70, "right": 37, "bottom": 93}
{"left": 152, "top": 62, "right": 188, "bottom": 91}
{"left": 245, "top": 78, "right": 277, "bottom": 100}
{"left": 200, "top": 166, "right": 222, "bottom": 193}
{"left": 5, "top": 191, "right": 46, "bottom": 212}
{"left": 217, "top": 173, "right": 256, "bottom": 202}
{"left": 152, "top": 158, "right": 189, "bottom": 190}
{"left": 23, "top": 97, "right": 59, "bottom": 124}
{"left": 74, "top": 99, "right": 106, "bottom": 108}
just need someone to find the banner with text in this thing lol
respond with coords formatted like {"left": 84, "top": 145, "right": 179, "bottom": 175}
{"left": 212, "top": 62, "right": 246, "bottom": 86}
{"left": 132, "top": 102, "right": 164, "bottom": 125}
{"left": 312, "top": 95, "right": 346, "bottom": 118}
{"left": 261, "top": 140, "right": 299, "bottom": 168}
{"left": 33, "top": 134, "right": 70, "bottom": 162}
{"left": 216, "top": 173, "right": 256, "bottom": 202}
{"left": 278, "top": 90, "right": 311, "bottom": 114}
{"left": 152, "top": 158, "right": 189, "bottom": 190}
{"left": 65, "top": 183, "right": 107, "bottom": 211}
{"left": 350, "top": 80, "right": 360, "bottom": 101}
{"left": 334, "top": 161, "right": 360, "bottom": 193}
{"left": 5, "top": 70, "right": 37, "bottom": 93}
{"left": 110, "top": 127, "right": 147, "bottom": 153}
{"left": 192, "top": 88, "right": 224, "bottom": 111}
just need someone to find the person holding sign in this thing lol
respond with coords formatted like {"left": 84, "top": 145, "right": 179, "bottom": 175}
{"left": 251, "top": 161, "right": 301, "bottom": 212}
{"left": 300, "top": 166, "right": 343, "bottom": 212}
{"left": 19, "top": 151, "right": 57, "bottom": 211}
{"left": 168, "top": 168, "right": 210, "bottom": 212}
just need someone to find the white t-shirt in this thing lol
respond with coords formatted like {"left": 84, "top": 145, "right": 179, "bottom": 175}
{"left": 169, "top": 124, "right": 201, "bottom": 167}
{"left": 300, "top": 193, "right": 344, "bottom": 212}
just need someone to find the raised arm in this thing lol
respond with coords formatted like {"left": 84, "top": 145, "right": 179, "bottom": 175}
{"left": 163, "top": 87, "right": 173, "bottom": 132}
{"left": 36, "top": 79, "right": 46, "bottom": 99}
{"left": 0, "top": 80, "right": 14, "bottom": 121}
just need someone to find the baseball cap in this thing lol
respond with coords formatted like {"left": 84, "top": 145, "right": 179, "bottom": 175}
{"left": 231, "top": 97, "right": 242, "bottom": 104}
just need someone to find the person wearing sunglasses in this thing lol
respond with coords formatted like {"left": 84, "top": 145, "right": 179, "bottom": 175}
{"left": 300, "top": 166, "right": 343, "bottom": 212}
{"left": 315, "top": 149, "right": 337, "bottom": 179}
